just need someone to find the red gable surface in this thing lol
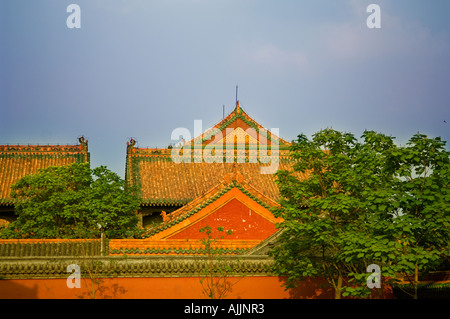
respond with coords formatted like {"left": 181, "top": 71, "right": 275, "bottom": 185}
{"left": 167, "top": 198, "right": 277, "bottom": 240}
{"left": 119, "top": 171, "right": 283, "bottom": 254}
{"left": 146, "top": 172, "right": 282, "bottom": 241}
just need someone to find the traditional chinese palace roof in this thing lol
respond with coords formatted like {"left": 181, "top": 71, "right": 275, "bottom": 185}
{"left": 124, "top": 101, "right": 308, "bottom": 252}
{"left": 125, "top": 102, "right": 301, "bottom": 207}
{"left": 0, "top": 137, "right": 89, "bottom": 205}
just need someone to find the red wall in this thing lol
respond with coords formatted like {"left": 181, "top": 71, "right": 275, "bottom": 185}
{"left": 0, "top": 276, "right": 335, "bottom": 299}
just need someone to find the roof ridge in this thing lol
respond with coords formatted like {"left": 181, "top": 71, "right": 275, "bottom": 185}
{"left": 0, "top": 144, "right": 87, "bottom": 154}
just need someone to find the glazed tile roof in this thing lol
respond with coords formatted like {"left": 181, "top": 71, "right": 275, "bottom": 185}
{"left": 108, "top": 239, "right": 260, "bottom": 255}
{"left": 0, "top": 138, "right": 89, "bottom": 205}
{"left": 126, "top": 103, "right": 305, "bottom": 205}
{"left": 127, "top": 152, "right": 299, "bottom": 205}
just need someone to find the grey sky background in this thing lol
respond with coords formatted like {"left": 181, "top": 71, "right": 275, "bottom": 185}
{"left": 1, "top": 0, "right": 449, "bottom": 178}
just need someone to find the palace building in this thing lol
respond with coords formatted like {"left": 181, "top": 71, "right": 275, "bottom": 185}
{"left": 0, "top": 102, "right": 301, "bottom": 254}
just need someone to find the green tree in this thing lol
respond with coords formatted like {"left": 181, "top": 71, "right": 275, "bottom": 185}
{"left": 271, "top": 129, "right": 450, "bottom": 299}
{"left": 340, "top": 133, "right": 450, "bottom": 299}
{"left": 1, "top": 163, "right": 140, "bottom": 239}
{"left": 370, "top": 134, "right": 450, "bottom": 298}
{"left": 198, "top": 225, "right": 241, "bottom": 299}
{"left": 271, "top": 129, "right": 369, "bottom": 298}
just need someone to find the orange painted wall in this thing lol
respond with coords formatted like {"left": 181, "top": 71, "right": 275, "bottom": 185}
{"left": 0, "top": 276, "right": 335, "bottom": 299}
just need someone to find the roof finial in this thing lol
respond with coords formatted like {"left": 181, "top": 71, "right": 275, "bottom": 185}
{"left": 78, "top": 136, "right": 88, "bottom": 149}
{"left": 127, "top": 138, "right": 136, "bottom": 153}
{"left": 235, "top": 85, "right": 239, "bottom": 108}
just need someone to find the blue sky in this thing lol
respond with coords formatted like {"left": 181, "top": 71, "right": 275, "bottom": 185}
{"left": 1, "top": 0, "right": 450, "bottom": 178}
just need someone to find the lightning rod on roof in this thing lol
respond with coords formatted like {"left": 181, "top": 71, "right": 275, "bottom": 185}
{"left": 235, "top": 85, "right": 238, "bottom": 106}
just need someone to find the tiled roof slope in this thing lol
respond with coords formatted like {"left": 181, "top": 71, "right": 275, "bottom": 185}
{"left": 0, "top": 138, "right": 89, "bottom": 205}
{"left": 127, "top": 150, "right": 300, "bottom": 205}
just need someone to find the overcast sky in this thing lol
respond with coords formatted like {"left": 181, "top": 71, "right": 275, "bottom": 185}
{"left": 1, "top": 0, "right": 449, "bottom": 178}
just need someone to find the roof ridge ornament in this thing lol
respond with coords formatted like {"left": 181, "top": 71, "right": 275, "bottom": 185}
{"left": 78, "top": 136, "right": 88, "bottom": 149}
{"left": 223, "top": 170, "right": 245, "bottom": 184}
{"left": 127, "top": 138, "right": 136, "bottom": 153}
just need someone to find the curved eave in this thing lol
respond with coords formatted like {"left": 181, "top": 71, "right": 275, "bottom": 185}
{"left": 140, "top": 199, "right": 192, "bottom": 207}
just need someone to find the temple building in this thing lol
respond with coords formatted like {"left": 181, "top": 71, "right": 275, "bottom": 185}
{"left": 0, "top": 137, "right": 89, "bottom": 227}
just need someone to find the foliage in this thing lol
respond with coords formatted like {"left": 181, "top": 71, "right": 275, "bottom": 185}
{"left": 270, "top": 128, "right": 450, "bottom": 299}
{"left": 1, "top": 163, "right": 140, "bottom": 239}
{"left": 198, "top": 225, "right": 242, "bottom": 299}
